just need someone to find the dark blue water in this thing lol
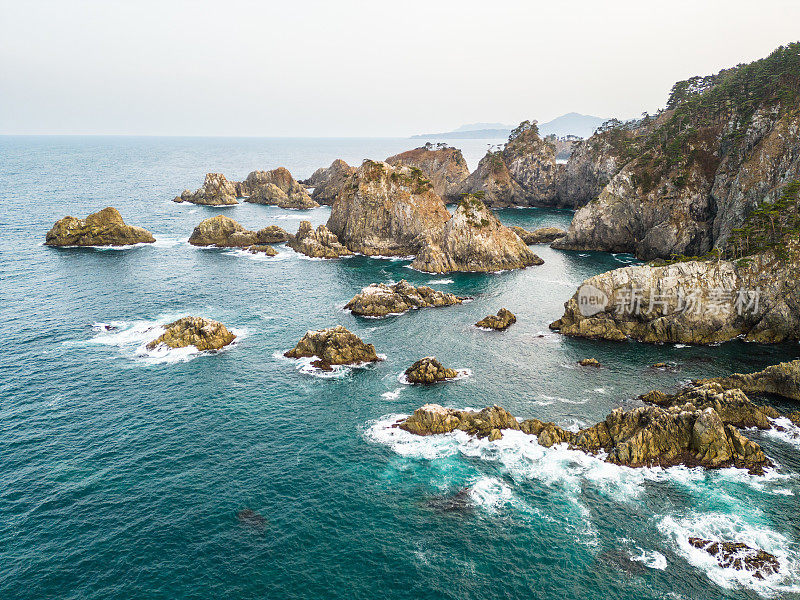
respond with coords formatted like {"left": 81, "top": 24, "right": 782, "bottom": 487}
{"left": 1, "top": 136, "right": 799, "bottom": 599}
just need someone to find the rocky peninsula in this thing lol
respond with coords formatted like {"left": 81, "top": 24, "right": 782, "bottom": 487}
{"left": 344, "top": 280, "right": 465, "bottom": 317}
{"left": 146, "top": 317, "right": 236, "bottom": 351}
{"left": 45, "top": 207, "right": 155, "bottom": 247}
{"left": 284, "top": 326, "right": 380, "bottom": 370}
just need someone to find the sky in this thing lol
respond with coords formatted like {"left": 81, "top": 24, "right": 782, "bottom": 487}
{"left": 1, "top": 0, "right": 799, "bottom": 137}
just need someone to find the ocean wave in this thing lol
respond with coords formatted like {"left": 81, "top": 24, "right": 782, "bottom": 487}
{"left": 659, "top": 513, "right": 800, "bottom": 596}
{"left": 151, "top": 236, "right": 186, "bottom": 248}
{"left": 223, "top": 247, "right": 292, "bottom": 262}
{"left": 764, "top": 417, "right": 800, "bottom": 448}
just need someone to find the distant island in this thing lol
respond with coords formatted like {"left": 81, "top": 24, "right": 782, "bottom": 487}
{"left": 412, "top": 112, "right": 606, "bottom": 140}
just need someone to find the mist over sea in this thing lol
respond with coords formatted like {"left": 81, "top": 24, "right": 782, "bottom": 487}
{"left": 1, "top": 136, "right": 799, "bottom": 599}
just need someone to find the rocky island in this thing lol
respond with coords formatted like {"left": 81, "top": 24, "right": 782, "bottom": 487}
{"left": 174, "top": 168, "right": 316, "bottom": 209}
{"left": 146, "top": 317, "right": 236, "bottom": 351}
{"left": 188, "top": 215, "right": 288, "bottom": 255}
{"left": 284, "top": 326, "right": 380, "bottom": 370}
{"left": 344, "top": 280, "right": 465, "bottom": 317}
{"left": 174, "top": 173, "right": 240, "bottom": 205}
{"left": 475, "top": 308, "right": 516, "bottom": 330}
{"left": 45, "top": 207, "right": 155, "bottom": 247}
{"left": 404, "top": 357, "right": 459, "bottom": 384}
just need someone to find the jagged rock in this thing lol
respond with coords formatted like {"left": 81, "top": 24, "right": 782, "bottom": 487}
{"left": 789, "top": 412, "right": 800, "bottom": 425}
{"left": 398, "top": 395, "right": 770, "bottom": 473}
{"left": 550, "top": 240, "right": 800, "bottom": 344}
{"left": 327, "top": 160, "right": 452, "bottom": 257}
{"left": 303, "top": 159, "right": 355, "bottom": 205}
{"left": 459, "top": 123, "right": 559, "bottom": 207}
{"left": 240, "top": 167, "right": 318, "bottom": 209}
{"left": 386, "top": 145, "right": 470, "bottom": 202}
{"left": 188, "top": 216, "right": 287, "bottom": 252}
{"left": 255, "top": 225, "right": 290, "bottom": 243}
{"left": 475, "top": 308, "right": 516, "bottom": 330}
{"left": 509, "top": 225, "right": 566, "bottom": 244}
{"left": 641, "top": 382, "right": 774, "bottom": 429}
{"left": 398, "top": 404, "right": 519, "bottom": 439}
{"left": 174, "top": 173, "right": 239, "bottom": 205}
{"left": 404, "top": 357, "right": 459, "bottom": 384}
{"left": 344, "top": 280, "right": 465, "bottom": 317}
{"left": 579, "top": 358, "right": 601, "bottom": 367}
{"left": 688, "top": 538, "right": 780, "bottom": 580}
{"left": 410, "top": 195, "right": 543, "bottom": 273}
{"left": 287, "top": 220, "right": 353, "bottom": 258}
{"left": 697, "top": 359, "right": 800, "bottom": 402}
{"left": 246, "top": 245, "right": 278, "bottom": 256}
{"left": 146, "top": 317, "right": 235, "bottom": 351}
{"left": 45, "top": 207, "right": 155, "bottom": 247}
{"left": 284, "top": 325, "right": 379, "bottom": 368}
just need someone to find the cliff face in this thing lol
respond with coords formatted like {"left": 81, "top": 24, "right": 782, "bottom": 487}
{"left": 304, "top": 159, "right": 356, "bottom": 205}
{"left": 555, "top": 44, "right": 800, "bottom": 259}
{"left": 550, "top": 239, "right": 800, "bottom": 344}
{"left": 386, "top": 145, "right": 470, "bottom": 202}
{"left": 327, "top": 160, "right": 451, "bottom": 256}
{"left": 459, "top": 125, "right": 559, "bottom": 207}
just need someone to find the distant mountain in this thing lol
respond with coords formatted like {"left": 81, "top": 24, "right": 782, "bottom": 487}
{"left": 538, "top": 113, "right": 606, "bottom": 139}
{"left": 411, "top": 113, "right": 606, "bottom": 140}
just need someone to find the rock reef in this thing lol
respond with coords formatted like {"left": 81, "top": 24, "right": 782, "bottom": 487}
{"left": 475, "top": 308, "right": 516, "bottom": 330}
{"left": 397, "top": 382, "right": 771, "bottom": 474}
{"left": 344, "top": 280, "right": 465, "bottom": 317}
{"left": 697, "top": 359, "right": 800, "bottom": 402}
{"left": 386, "top": 145, "right": 470, "bottom": 202}
{"left": 287, "top": 221, "right": 353, "bottom": 258}
{"left": 284, "top": 325, "right": 379, "bottom": 370}
{"left": 188, "top": 215, "right": 287, "bottom": 254}
{"left": 303, "top": 159, "right": 355, "bottom": 205}
{"left": 146, "top": 317, "right": 236, "bottom": 351}
{"left": 404, "top": 357, "right": 459, "bottom": 384}
{"left": 174, "top": 173, "right": 240, "bottom": 205}
{"left": 688, "top": 538, "right": 780, "bottom": 580}
{"left": 45, "top": 207, "right": 155, "bottom": 247}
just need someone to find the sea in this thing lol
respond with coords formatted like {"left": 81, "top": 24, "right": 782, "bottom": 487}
{"left": 1, "top": 136, "right": 799, "bottom": 599}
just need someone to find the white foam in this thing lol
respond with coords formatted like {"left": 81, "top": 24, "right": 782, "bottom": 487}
{"left": 381, "top": 388, "right": 404, "bottom": 400}
{"left": 152, "top": 236, "right": 185, "bottom": 248}
{"left": 468, "top": 476, "right": 515, "bottom": 513}
{"left": 630, "top": 547, "right": 668, "bottom": 570}
{"left": 659, "top": 513, "right": 800, "bottom": 596}
{"left": 764, "top": 417, "right": 800, "bottom": 448}
{"left": 223, "top": 247, "right": 292, "bottom": 262}
{"left": 427, "top": 279, "right": 454, "bottom": 285}
{"left": 275, "top": 350, "right": 381, "bottom": 379}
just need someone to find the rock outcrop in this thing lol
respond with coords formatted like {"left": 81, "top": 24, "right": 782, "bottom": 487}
{"left": 688, "top": 538, "right": 780, "bottom": 580}
{"left": 697, "top": 360, "right": 800, "bottom": 402}
{"left": 174, "top": 173, "right": 239, "bottom": 205}
{"left": 284, "top": 326, "right": 380, "bottom": 369}
{"left": 398, "top": 384, "right": 771, "bottom": 473}
{"left": 386, "top": 145, "right": 470, "bottom": 202}
{"left": 404, "top": 357, "right": 459, "bottom": 384}
{"left": 327, "top": 160, "right": 452, "bottom": 257}
{"left": 146, "top": 317, "right": 236, "bottom": 351}
{"left": 553, "top": 45, "right": 800, "bottom": 259}
{"left": 459, "top": 122, "right": 560, "bottom": 207}
{"left": 188, "top": 215, "right": 287, "bottom": 251}
{"left": 578, "top": 358, "right": 601, "bottom": 367}
{"left": 344, "top": 280, "right": 465, "bottom": 317}
{"left": 254, "top": 225, "right": 290, "bottom": 243}
{"left": 287, "top": 221, "right": 353, "bottom": 258}
{"left": 45, "top": 207, "right": 156, "bottom": 247}
{"left": 475, "top": 308, "right": 516, "bottom": 330}
{"left": 509, "top": 225, "right": 566, "bottom": 245}
{"left": 410, "top": 195, "right": 542, "bottom": 273}
{"left": 240, "top": 167, "right": 318, "bottom": 209}
{"left": 303, "top": 159, "right": 355, "bottom": 205}
{"left": 550, "top": 240, "right": 800, "bottom": 344}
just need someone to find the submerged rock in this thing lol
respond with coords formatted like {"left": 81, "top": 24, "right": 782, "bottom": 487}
{"left": 475, "top": 308, "right": 516, "bottom": 330}
{"left": 287, "top": 221, "right": 353, "bottom": 258}
{"left": 284, "top": 325, "right": 379, "bottom": 368}
{"left": 45, "top": 207, "right": 155, "bottom": 247}
{"left": 509, "top": 225, "right": 566, "bottom": 245}
{"left": 550, "top": 241, "right": 800, "bottom": 344}
{"left": 236, "top": 509, "right": 268, "bottom": 529}
{"left": 240, "top": 167, "right": 318, "bottom": 209}
{"left": 404, "top": 357, "right": 459, "bottom": 384}
{"left": 146, "top": 317, "right": 236, "bottom": 351}
{"left": 174, "top": 173, "right": 239, "bottom": 205}
{"left": 398, "top": 389, "right": 771, "bottom": 473}
{"left": 188, "top": 215, "right": 287, "bottom": 252}
{"left": 410, "top": 194, "right": 542, "bottom": 273}
{"left": 697, "top": 359, "right": 800, "bottom": 402}
{"left": 422, "top": 488, "right": 474, "bottom": 513}
{"left": 386, "top": 145, "right": 470, "bottom": 202}
{"left": 688, "top": 537, "right": 780, "bottom": 580}
{"left": 344, "top": 280, "right": 465, "bottom": 317}
{"left": 304, "top": 159, "right": 356, "bottom": 205}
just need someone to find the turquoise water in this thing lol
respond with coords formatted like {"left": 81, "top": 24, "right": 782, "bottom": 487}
{"left": 1, "top": 136, "right": 799, "bottom": 599}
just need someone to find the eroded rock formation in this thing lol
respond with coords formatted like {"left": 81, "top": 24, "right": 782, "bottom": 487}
{"left": 188, "top": 215, "right": 287, "bottom": 252}
{"left": 303, "top": 159, "right": 355, "bottom": 205}
{"left": 509, "top": 225, "right": 566, "bottom": 245}
{"left": 689, "top": 538, "right": 780, "bottom": 580}
{"left": 386, "top": 145, "right": 470, "bottom": 202}
{"left": 240, "top": 167, "right": 318, "bottom": 209}
{"left": 146, "top": 317, "right": 236, "bottom": 351}
{"left": 404, "top": 357, "right": 459, "bottom": 384}
{"left": 475, "top": 308, "right": 516, "bottom": 330}
{"left": 284, "top": 326, "right": 380, "bottom": 369}
{"left": 174, "top": 173, "right": 239, "bottom": 205}
{"left": 45, "top": 207, "right": 155, "bottom": 247}
{"left": 344, "top": 280, "right": 465, "bottom": 317}
{"left": 287, "top": 221, "right": 353, "bottom": 259}
{"left": 697, "top": 359, "right": 800, "bottom": 402}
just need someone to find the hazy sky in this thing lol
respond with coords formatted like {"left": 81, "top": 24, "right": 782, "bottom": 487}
{"left": 1, "top": 0, "right": 798, "bottom": 137}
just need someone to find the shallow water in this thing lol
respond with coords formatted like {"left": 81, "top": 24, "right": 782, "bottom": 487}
{"left": 1, "top": 136, "right": 799, "bottom": 599}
